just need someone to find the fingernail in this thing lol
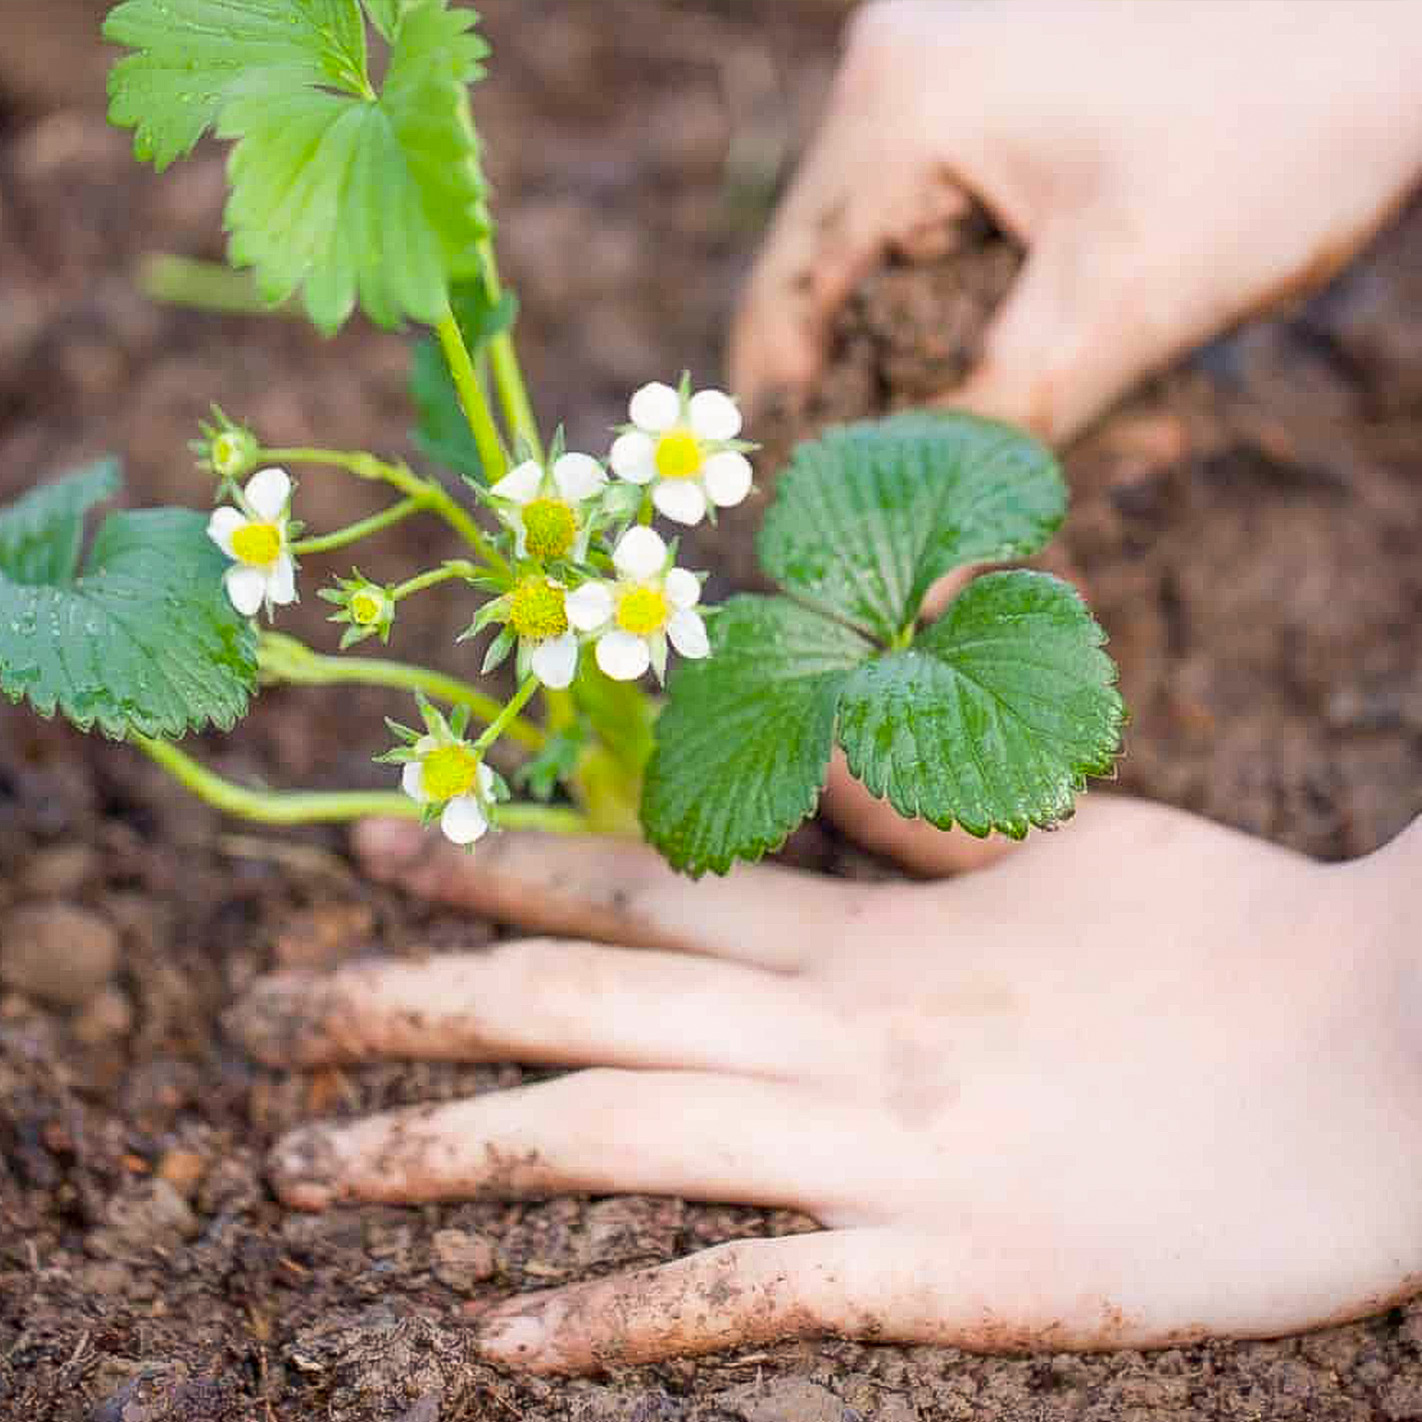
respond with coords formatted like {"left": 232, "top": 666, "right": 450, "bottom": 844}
{"left": 352, "top": 816, "right": 426, "bottom": 872}
{"left": 267, "top": 1125, "right": 341, "bottom": 1211}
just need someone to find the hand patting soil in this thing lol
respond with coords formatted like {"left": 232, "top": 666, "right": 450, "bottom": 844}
{"left": 2, "top": 3, "right": 1421, "bottom": 1418}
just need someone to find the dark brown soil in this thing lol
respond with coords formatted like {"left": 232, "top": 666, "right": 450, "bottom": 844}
{"left": 2, "top": 4, "right": 1421, "bottom": 1419}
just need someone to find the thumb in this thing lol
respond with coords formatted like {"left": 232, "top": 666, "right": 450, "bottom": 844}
{"left": 946, "top": 219, "right": 1160, "bottom": 445}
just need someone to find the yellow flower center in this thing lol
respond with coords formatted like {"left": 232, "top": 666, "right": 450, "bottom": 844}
{"left": 230, "top": 521, "right": 282, "bottom": 568}
{"left": 420, "top": 744, "right": 481, "bottom": 802}
{"left": 654, "top": 430, "right": 703, "bottom": 481}
{"left": 522, "top": 498, "right": 577, "bottom": 560}
{"left": 616, "top": 585, "right": 669, "bottom": 636}
{"left": 212, "top": 433, "right": 243, "bottom": 475}
{"left": 508, "top": 576, "right": 569, "bottom": 640}
{"left": 350, "top": 589, "right": 386, "bottom": 626}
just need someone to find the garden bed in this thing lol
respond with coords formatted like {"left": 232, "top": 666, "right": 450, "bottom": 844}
{"left": 2, "top": 3, "right": 1421, "bottom": 1418}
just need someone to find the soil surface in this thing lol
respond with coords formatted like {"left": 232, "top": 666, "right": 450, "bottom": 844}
{"left": 3, "top": 3, "right": 1422, "bottom": 1419}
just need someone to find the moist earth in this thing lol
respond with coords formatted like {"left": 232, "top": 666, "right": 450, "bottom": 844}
{"left": 2, "top": 3, "right": 1421, "bottom": 1418}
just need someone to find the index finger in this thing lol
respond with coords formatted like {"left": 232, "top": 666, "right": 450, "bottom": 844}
{"left": 353, "top": 819, "right": 878, "bottom": 973}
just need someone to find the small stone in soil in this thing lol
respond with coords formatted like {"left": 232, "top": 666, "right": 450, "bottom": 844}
{"left": 0, "top": 899, "right": 119, "bottom": 1007}
{"left": 431, "top": 1228, "right": 499, "bottom": 1292}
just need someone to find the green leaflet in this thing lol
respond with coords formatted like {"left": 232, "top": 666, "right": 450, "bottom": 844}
{"left": 757, "top": 411, "right": 1066, "bottom": 642}
{"left": 0, "top": 466, "right": 258, "bottom": 740}
{"left": 641, "top": 413, "right": 1124, "bottom": 875}
{"left": 836, "top": 572, "right": 1124, "bottom": 840}
{"left": 642, "top": 596, "right": 872, "bottom": 875}
{"left": 106, "top": 0, "right": 492, "bottom": 332}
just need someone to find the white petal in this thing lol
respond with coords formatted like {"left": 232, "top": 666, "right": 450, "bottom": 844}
{"left": 223, "top": 565, "right": 267, "bottom": 617}
{"left": 441, "top": 794, "right": 488, "bottom": 845}
{"left": 565, "top": 581, "right": 615, "bottom": 631}
{"left": 207, "top": 506, "right": 245, "bottom": 556}
{"left": 401, "top": 760, "right": 428, "bottom": 804}
{"left": 491, "top": 459, "right": 544, "bottom": 505}
{"left": 609, "top": 431, "right": 657, "bottom": 485}
{"left": 664, "top": 566, "right": 701, "bottom": 610}
{"left": 552, "top": 452, "right": 605, "bottom": 503}
{"left": 667, "top": 608, "right": 709, "bottom": 660}
{"left": 531, "top": 632, "right": 578, "bottom": 689}
{"left": 243, "top": 467, "right": 291, "bottom": 521}
{"left": 596, "top": 630, "right": 651, "bottom": 681}
{"left": 703, "top": 450, "right": 753, "bottom": 508}
{"left": 688, "top": 389, "right": 742, "bottom": 441}
{"left": 651, "top": 479, "right": 707, "bottom": 526}
{"left": 267, "top": 554, "right": 297, "bottom": 606}
{"left": 413, "top": 735, "right": 439, "bottom": 756}
{"left": 476, "top": 762, "right": 496, "bottom": 797}
{"left": 613, "top": 525, "right": 668, "bottom": 580}
{"left": 628, "top": 381, "right": 681, "bottom": 433}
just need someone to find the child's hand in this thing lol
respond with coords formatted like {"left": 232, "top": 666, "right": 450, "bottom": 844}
{"left": 731, "top": 0, "right": 1422, "bottom": 441}
{"left": 227, "top": 799, "right": 1422, "bottom": 1373}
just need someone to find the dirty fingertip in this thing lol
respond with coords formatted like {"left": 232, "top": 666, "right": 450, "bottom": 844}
{"left": 267, "top": 1125, "right": 343, "bottom": 1212}
{"left": 222, "top": 971, "right": 323, "bottom": 1066}
{"left": 475, "top": 1300, "right": 561, "bottom": 1372}
{"left": 352, "top": 816, "right": 427, "bottom": 874}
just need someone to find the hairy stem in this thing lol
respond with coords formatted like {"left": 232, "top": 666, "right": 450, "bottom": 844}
{"left": 475, "top": 675, "right": 541, "bottom": 753}
{"left": 392, "top": 561, "right": 479, "bottom": 602}
{"left": 258, "top": 632, "right": 544, "bottom": 751}
{"left": 292, "top": 496, "right": 426, "bottom": 555}
{"left": 477, "top": 242, "right": 541, "bottom": 460}
{"left": 436, "top": 310, "right": 508, "bottom": 481}
{"left": 135, "top": 736, "right": 586, "bottom": 832}
{"left": 260, "top": 446, "right": 510, "bottom": 580}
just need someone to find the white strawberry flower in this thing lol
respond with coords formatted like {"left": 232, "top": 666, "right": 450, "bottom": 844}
{"left": 206, "top": 466, "right": 297, "bottom": 618}
{"left": 489, "top": 451, "right": 606, "bottom": 563}
{"left": 609, "top": 380, "right": 753, "bottom": 526}
{"left": 400, "top": 735, "right": 496, "bottom": 845}
{"left": 478, "top": 575, "right": 581, "bottom": 689}
{"left": 565, "top": 526, "right": 709, "bottom": 682}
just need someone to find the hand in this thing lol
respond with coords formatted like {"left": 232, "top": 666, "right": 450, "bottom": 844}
{"left": 227, "top": 799, "right": 1422, "bottom": 1373}
{"left": 731, "top": 0, "right": 1422, "bottom": 442}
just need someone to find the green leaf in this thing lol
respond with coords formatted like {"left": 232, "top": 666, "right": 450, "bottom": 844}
{"left": 104, "top": 0, "right": 371, "bottom": 171}
{"left": 0, "top": 460, "right": 121, "bottom": 587}
{"left": 836, "top": 571, "right": 1124, "bottom": 839}
{"left": 107, "top": 0, "right": 492, "bottom": 332}
{"left": 0, "top": 469, "right": 259, "bottom": 739}
{"left": 641, "top": 596, "right": 872, "bottom": 876}
{"left": 410, "top": 283, "right": 518, "bottom": 477}
{"left": 757, "top": 411, "right": 1066, "bottom": 643}
{"left": 362, "top": 0, "right": 406, "bottom": 40}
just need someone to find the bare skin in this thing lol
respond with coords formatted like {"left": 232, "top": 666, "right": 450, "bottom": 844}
{"left": 228, "top": 800, "right": 1422, "bottom": 1373}
{"left": 731, "top": 0, "right": 1422, "bottom": 444}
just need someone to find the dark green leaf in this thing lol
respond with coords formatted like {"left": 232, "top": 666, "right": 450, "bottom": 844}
{"left": 641, "top": 595, "right": 871, "bottom": 875}
{"left": 757, "top": 412, "right": 1065, "bottom": 643}
{"left": 0, "top": 461, "right": 121, "bottom": 587}
{"left": 0, "top": 474, "right": 258, "bottom": 739}
{"left": 836, "top": 571, "right": 1124, "bottom": 838}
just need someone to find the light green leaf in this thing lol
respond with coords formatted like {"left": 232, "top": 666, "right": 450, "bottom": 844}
{"left": 362, "top": 0, "right": 406, "bottom": 40}
{"left": 0, "top": 460, "right": 120, "bottom": 587}
{"left": 410, "top": 282, "right": 518, "bottom": 477}
{"left": 104, "top": 0, "right": 370, "bottom": 170}
{"left": 107, "top": 0, "right": 491, "bottom": 332}
{"left": 757, "top": 412, "right": 1066, "bottom": 643}
{"left": 641, "top": 596, "right": 872, "bottom": 876}
{"left": 0, "top": 469, "right": 258, "bottom": 739}
{"left": 836, "top": 571, "right": 1124, "bottom": 838}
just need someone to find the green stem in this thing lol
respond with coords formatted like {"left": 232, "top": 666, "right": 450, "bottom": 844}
{"left": 391, "top": 561, "right": 478, "bottom": 602}
{"left": 135, "top": 736, "right": 587, "bottom": 833}
{"left": 139, "top": 254, "right": 283, "bottom": 317}
{"left": 292, "top": 496, "right": 426, "bottom": 555}
{"left": 261, "top": 446, "right": 510, "bottom": 580}
{"left": 474, "top": 675, "right": 540, "bottom": 753}
{"left": 258, "top": 632, "right": 544, "bottom": 751}
{"left": 435, "top": 310, "right": 508, "bottom": 482}
{"left": 478, "top": 243, "right": 541, "bottom": 459}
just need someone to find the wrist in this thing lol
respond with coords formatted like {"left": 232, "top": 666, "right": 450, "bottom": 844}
{"left": 1340, "top": 816, "right": 1421, "bottom": 1023}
